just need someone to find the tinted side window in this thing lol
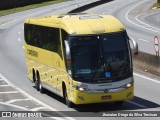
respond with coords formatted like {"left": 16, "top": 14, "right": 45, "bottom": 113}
{"left": 24, "top": 24, "right": 62, "bottom": 58}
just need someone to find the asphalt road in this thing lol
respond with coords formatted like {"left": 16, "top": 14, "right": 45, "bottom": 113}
{"left": 0, "top": 0, "right": 160, "bottom": 120}
{"left": 139, "top": 12, "right": 160, "bottom": 31}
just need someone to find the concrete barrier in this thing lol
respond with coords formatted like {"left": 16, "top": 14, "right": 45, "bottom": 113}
{"left": 133, "top": 52, "right": 160, "bottom": 76}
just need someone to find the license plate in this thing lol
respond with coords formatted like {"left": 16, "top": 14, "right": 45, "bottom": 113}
{"left": 101, "top": 95, "right": 112, "bottom": 100}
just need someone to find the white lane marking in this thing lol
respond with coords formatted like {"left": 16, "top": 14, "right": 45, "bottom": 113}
{"left": 6, "top": 98, "right": 31, "bottom": 104}
{"left": 134, "top": 73, "right": 160, "bottom": 84}
{"left": 126, "top": 101, "right": 146, "bottom": 108}
{"left": 18, "top": 31, "right": 21, "bottom": 34}
{"left": 0, "top": 102, "right": 28, "bottom": 110}
{"left": 0, "top": 19, "right": 17, "bottom": 27}
{"left": 138, "top": 38, "right": 150, "bottom": 43}
{"left": 130, "top": 37, "right": 150, "bottom": 44}
{"left": 126, "top": 0, "right": 160, "bottom": 33}
{"left": 0, "top": 7, "right": 56, "bottom": 27}
{"left": 0, "top": 19, "right": 16, "bottom": 26}
{"left": 0, "top": 73, "right": 75, "bottom": 120}
{"left": 51, "top": 117, "right": 69, "bottom": 120}
{"left": 31, "top": 106, "right": 47, "bottom": 111}
{"left": 18, "top": 38, "right": 21, "bottom": 42}
{"left": 0, "top": 91, "right": 19, "bottom": 94}
{"left": 135, "top": 14, "right": 160, "bottom": 31}
{"left": 0, "top": 85, "right": 10, "bottom": 87}
{"left": 0, "top": 18, "right": 14, "bottom": 22}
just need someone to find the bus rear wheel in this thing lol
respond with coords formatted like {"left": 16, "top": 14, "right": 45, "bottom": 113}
{"left": 35, "top": 72, "right": 45, "bottom": 93}
{"left": 35, "top": 78, "right": 40, "bottom": 91}
{"left": 32, "top": 69, "right": 36, "bottom": 83}
{"left": 39, "top": 80, "right": 45, "bottom": 93}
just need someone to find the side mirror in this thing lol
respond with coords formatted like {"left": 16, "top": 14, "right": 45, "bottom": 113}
{"left": 64, "top": 40, "right": 72, "bottom": 76}
{"left": 129, "top": 37, "right": 138, "bottom": 56}
{"left": 64, "top": 40, "right": 71, "bottom": 61}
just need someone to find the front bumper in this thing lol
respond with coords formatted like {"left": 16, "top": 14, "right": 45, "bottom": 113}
{"left": 73, "top": 86, "right": 134, "bottom": 105}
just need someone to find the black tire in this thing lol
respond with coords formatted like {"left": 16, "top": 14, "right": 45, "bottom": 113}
{"left": 35, "top": 78, "right": 39, "bottom": 91}
{"left": 35, "top": 72, "right": 45, "bottom": 93}
{"left": 64, "top": 88, "right": 73, "bottom": 108}
{"left": 39, "top": 80, "right": 45, "bottom": 93}
{"left": 114, "top": 101, "right": 124, "bottom": 106}
{"left": 32, "top": 70, "right": 36, "bottom": 83}
{"left": 35, "top": 72, "right": 40, "bottom": 91}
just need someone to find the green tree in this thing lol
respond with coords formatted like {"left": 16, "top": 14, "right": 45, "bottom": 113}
{"left": 158, "top": 0, "right": 160, "bottom": 3}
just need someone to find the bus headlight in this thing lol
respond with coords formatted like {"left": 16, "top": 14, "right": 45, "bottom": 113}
{"left": 74, "top": 84, "right": 88, "bottom": 92}
{"left": 123, "top": 82, "right": 133, "bottom": 88}
{"left": 78, "top": 87, "right": 85, "bottom": 92}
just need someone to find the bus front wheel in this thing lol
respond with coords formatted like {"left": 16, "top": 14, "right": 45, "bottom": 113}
{"left": 64, "top": 89, "right": 73, "bottom": 108}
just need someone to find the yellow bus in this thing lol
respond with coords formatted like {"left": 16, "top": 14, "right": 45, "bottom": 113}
{"left": 24, "top": 13, "right": 138, "bottom": 107}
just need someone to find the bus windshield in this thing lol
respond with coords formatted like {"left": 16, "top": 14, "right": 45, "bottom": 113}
{"left": 70, "top": 36, "right": 101, "bottom": 79}
{"left": 70, "top": 31, "right": 132, "bottom": 83}
{"left": 101, "top": 33, "right": 132, "bottom": 81}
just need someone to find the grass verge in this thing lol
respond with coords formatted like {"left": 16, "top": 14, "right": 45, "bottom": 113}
{"left": 0, "top": 0, "right": 69, "bottom": 16}
{"left": 152, "top": 2, "right": 160, "bottom": 9}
